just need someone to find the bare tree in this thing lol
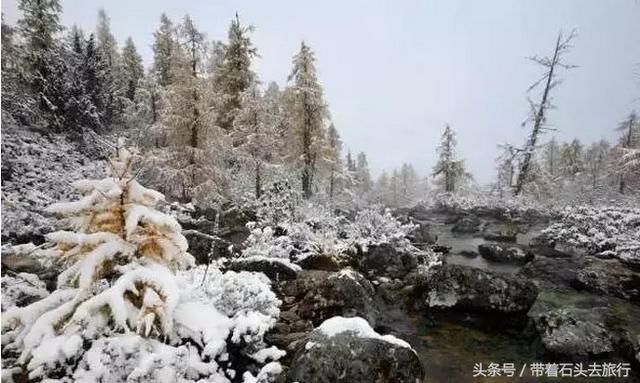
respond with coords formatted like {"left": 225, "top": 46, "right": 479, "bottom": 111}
{"left": 514, "top": 30, "right": 577, "bottom": 195}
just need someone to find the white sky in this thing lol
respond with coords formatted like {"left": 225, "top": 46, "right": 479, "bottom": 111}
{"left": 3, "top": 0, "right": 640, "bottom": 183}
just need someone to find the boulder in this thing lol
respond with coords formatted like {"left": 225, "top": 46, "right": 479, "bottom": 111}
{"left": 574, "top": 258, "right": 640, "bottom": 304}
{"left": 528, "top": 290, "right": 640, "bottom": 362}
{"left": 359, "top": 243, "right": 427, "bottom": 278}
{"left": 227, "top": 257, "right": 301, "bottom": 282}
{"left": 518, "top": 256, "right": 585, "bottom": 291}
{"left": 408, "top": 221, "right": 436, "bottom": 245}
{"left": 296, "top": 254, "right": 345, "bottom": 272}
{"left": 458, "top": 250, "right": 478, "bottom": 258}
{"left": 288, "top": 317, "right": 423, "bottom": 383}
{"left": 282, "top": 269, "right": 379, "bottom": 326}
{"left": 412, "top": 264, "right": 538, "bottom": 315}
{"left": 482, "top": 232, "right": 517, "bottom": 243}
{"left": 451, "top": 215, "right": 481, "bottom": 233}
{"left": 478, "top": 244, "right": 533, "bottom": 264}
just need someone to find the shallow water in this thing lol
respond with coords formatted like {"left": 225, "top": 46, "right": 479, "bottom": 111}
{"left": 406, "top": 216, "right": 639, "bottom": 382}
{"left": 411, "top": 318, "right": 638, "bottom": 383}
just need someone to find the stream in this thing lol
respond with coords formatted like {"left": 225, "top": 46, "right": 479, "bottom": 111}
{"left": 398, "top": 215, "right": 639, "bottom": 383}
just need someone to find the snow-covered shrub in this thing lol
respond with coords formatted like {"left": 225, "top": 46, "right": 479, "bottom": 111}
{"left": 1, "top": 146, "right": 284, "bottom": 382}
{"left": 346, "top": 206, "right": 417, "bottom": 252}
{"left": 242, "top": 225, "right": 294, "bottom": 260}
{"left": 540, "top": 205, "right": 640, "bottom": 264}
{"left": 1, "top": 272, "right": 49, "bottom": 311}
{"left": 256, "top": 180, "right": 299, "bottom": 227}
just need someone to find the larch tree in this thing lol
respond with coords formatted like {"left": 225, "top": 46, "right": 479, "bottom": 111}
{"left": 232, "top": 82, "right": 277, "bottom": 200}
{"left": 432, "top": 124, "right": 468, "bottom": 193}
{"left": 515, "top": 30, "right": 576, "bottom": 195}
{"left": 147, "top": 15, "right": 223, "bottom": 204}
{"left": 120, "top": 37, "right": 144, "bottom": 101}
{"left": 214, "top": 13, "right": 257, "bottom": 133}
{"left": 285, "top": 42, "right": 329, "bottom": 199}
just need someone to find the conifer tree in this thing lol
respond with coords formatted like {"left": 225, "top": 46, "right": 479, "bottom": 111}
{"left": 285, "top": 42, "right": 329, "bottom": 199}
{"left": 152, "top": 13, "right": 176, "bottom": 87}
{"left": 96, "top": 9, "right": 122, "bottom": 127}
{"left": 1, "top": 145, "right": 195, "bottom": 380}
{"left": 16, "top": 0, "right": 65, "bottom": 127}
{"left": 326, "top": 123, "right": 342, "bottom": 201}
{"left": 432, "top": 124, "right": 468, "bottom": 193}
{"left": 355, "top": 152, "right": 372, "bottom": 193}
{"left": 214, "top": 13, "right": 257, "bottom": 132}
{"left": 616, "top": 111, "right": 639, "bottom": 193}
{"left": 233, "top": 83, "right": 277, "bottom": 199}
{"left": 120, "top": 37, "right": 144, "bottom": 101}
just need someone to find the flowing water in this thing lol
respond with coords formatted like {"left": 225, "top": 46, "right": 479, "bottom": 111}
{"left": 401, "top": 215, "right": 640, "bottom": 382}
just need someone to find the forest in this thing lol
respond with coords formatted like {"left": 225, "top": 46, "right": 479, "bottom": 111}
{"left": 1, "top": 1, "right": 639, "bottom": 382}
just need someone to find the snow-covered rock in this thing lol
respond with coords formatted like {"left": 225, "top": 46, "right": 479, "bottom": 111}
{"left": 288, "top": 316, "right": 423, "bottom": 383}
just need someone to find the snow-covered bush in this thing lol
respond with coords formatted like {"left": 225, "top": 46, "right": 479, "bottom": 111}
{"left": 540, "top": 205, "right": 640, "bottom": 264}
{"left": 1, "top": 272, "right": 49, "bottom": 311}
{"left": 346, "top": 207, "right": 417, "bottom": 252}
{"left": 256, "top": 180, "right": 299, "bottom": 227}
{"left": 1, "top": 146, "right": 284, "bottom": 382}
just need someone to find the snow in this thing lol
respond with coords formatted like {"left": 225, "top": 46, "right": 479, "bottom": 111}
{"left": 316, "top": 316, "right": 412, "bottom": 349}
{"left": 249, "top": 346, "right": 286, "bottom": 363}
{"left": 1, "top": 128, "right": 104, "bottom": 241}
{"left": 1, "top": 272, "right": 49, "bottom": 311}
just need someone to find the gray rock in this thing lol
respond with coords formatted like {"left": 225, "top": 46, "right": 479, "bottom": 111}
{"left": 528, "top": 290, "right": 640, "bottom": 361}
{"left": 227, "top": 257, "right": 300, "bottom": 281}
{"left": 478, "top": 244, "right": 533, "bottom": 264}
{"left": 359, "top": 243, "right": 427, "bottom": 278}
{"left": 288, "top": 323, "right": 423, "bottom": 383}
{"left": 282, "top": 269, "right": 379, "bottom": 326}
{"left": 451, "top": 215, "right": 481, "bottom": 233}
{"left": 413, "top": 264, "right": 538, "bottom": 315}
{"left": 518, "top": 256, "right": 584, "bottom": 290}
{"left": 574, "top": 258, "right": 640, "bottom": 304}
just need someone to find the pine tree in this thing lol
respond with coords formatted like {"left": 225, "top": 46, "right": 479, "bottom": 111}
{"left": 120, "top": 37, "right": 144, "bottom": 101}
{"left": 214, "top": 13, "right": 257, "bottom": 132}
{"left": 285, "top": 42, "right": 329, "bottom": 199}
{"left": 583, "top": 139, "right": 610, "bottom": 191}
{"left": 152, "top": 13, "right": 176, "bottom": 87}
{"left": 432, "top": 124, "right": 468, "bottom": 193}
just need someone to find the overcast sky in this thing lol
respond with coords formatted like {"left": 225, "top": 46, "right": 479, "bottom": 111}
{"left": 3, "top": 0, "right": 640, "bottom": 183}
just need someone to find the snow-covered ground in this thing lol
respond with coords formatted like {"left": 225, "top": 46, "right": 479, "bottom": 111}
{"left": 1, "top": 127, "right": 105, "bottom": 242}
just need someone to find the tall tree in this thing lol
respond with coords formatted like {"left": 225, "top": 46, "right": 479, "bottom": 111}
{"left": 432, "top": 124, "right": 468, "bottom": 193}
{"left": 285, "top": 42, "right": 329, "bottom": 199}
{"left": 232, "top": 83, "right": 277, "bottom": 199}
{"left": 16, "top": 0, "right": 65, "bottom": 125}
{"left": 515, "top": 30, "right": 576, "bottom": 195}
{"left": 148, "top": 15, "right": 221, "bottom": 203}
{"left": 95, "top": 9, "right": 121, "bottom": 126}
{"left": 616, "top": 111, "right": 639, "bottom": 193}
{"left": 326, "top": 123, "right": 342, "bottom": 202}
{"left": 152, "top": 13, "right": 176, "bottom": 87}
{"left": 120, "top": 37, "right": 144, "bottom": 101}
{"left": 355, "top": 152, "right": 372, "bottom": 193}
{"left": 214, "top": 13, "right": 257, "bottom": 132}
